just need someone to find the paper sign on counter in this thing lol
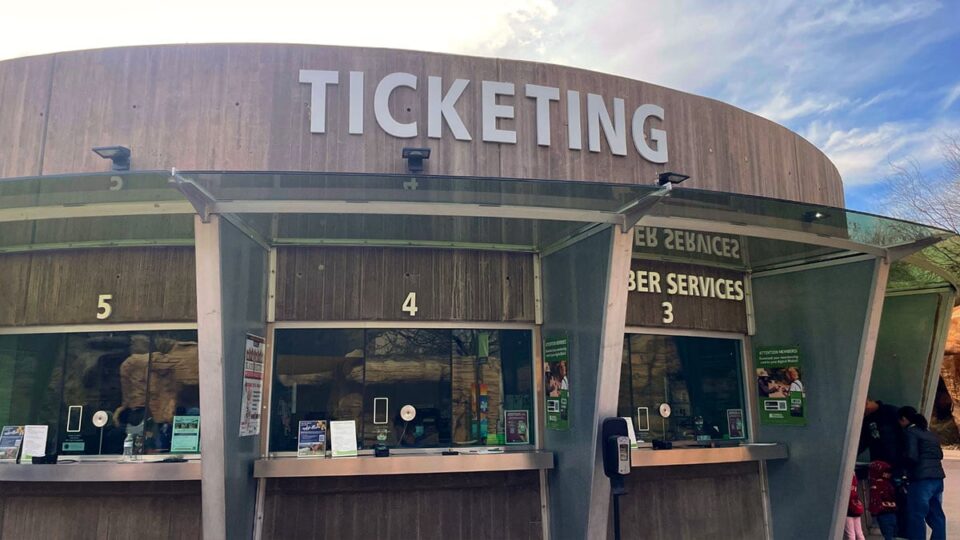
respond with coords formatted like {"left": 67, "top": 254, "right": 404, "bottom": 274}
{"left": 21, "top": 425, "right": 48, "bottom": 463}
{"left": 329, "top": 420, "right": 358, "bottom": 458}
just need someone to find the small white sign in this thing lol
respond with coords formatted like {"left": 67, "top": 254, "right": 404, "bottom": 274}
{"left": 330, "top": 420, "right": 359, "bottom": 458}
{"left": 21, "top": 425, "right": 48, "bottom": 463}
{"left": 621, "top": 416, "right": 639, "bottom": 448}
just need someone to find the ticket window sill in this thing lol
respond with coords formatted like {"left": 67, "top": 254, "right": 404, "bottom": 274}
{"left": 0, "top": 457, "right": 202, "bottom": 482}
{"left": 254, "top": 449, "right": 554, "bottom": 478}
{"left": 630, "top": 442, "right": 788, "bottom": 467}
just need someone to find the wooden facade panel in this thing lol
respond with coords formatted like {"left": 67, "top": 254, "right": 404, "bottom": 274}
{"left": 275, "top": 247, "right": 535, "bottom": 322}
{"left": 0, "top": 247, "right": 196, "bottom": 326}
{"left": 262, "top": 472, "right": 542, "bottom": 540}
{"left": 0, "top": 55, "right": 52, "bottom": 178}
{"left": 626, "top": 259, "right": 748, "bottom": 334}
{"left": 615, "top": 462, "right": 765, "bottom": 540}
{"left": 0, "top": 481, "right": 201, "bottom": 540}
{"left": 0, "top": 44, "right": 842, "bottom": 206}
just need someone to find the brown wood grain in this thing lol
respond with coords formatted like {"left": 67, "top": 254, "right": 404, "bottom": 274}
{"left": 0, "top": 44, "right": 842, "bottom": 207}
{"left": 261, "top": 472, "right": 542, "bottom": 540}
{"left": 625, "top": 259, "right": 748, "bottom": 333}
{"left": 0, "top": 55, "right": 52, "bottom": 178}
{"left": 275, "top": 246, "right": 535, "bottom": 322}
{"left": 0, "top": 247, "right": 196, "bottom": 326}
{"left": 0, "top": 481, "right": 201, "bottom": 540}
{"left": 614, "top": 462, "right": 765, "bottom": 539}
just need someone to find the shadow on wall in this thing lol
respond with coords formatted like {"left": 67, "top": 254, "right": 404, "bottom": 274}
{"left": 937, "top": 307, "right": 960, "bottom": 445}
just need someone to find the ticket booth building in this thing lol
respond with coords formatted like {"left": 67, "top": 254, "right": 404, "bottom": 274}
{"left": 0, "top": 44, "right": 957, "bottom": 540}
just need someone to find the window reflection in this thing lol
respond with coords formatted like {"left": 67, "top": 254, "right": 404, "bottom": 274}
{"left": 0, "top": 330, "right": 198, "bottom": 456}
{"left": 270, "top": 330, "right": 365, "bottom": 452}
{"left": 270, "top": 328, "right": 534, "bottom": 452}
{"left": 618, "top": 334, "right": 746, "bottom": 443}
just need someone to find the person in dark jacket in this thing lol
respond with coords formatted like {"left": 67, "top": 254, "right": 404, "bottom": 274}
{"left": 899, "top": 406, "right": 946, "bottom": 540}
{"left": 860, "top": 399, "right": 904, "bottom": 467}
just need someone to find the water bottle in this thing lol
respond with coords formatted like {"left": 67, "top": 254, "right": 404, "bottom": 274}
{"left": 122, "top": 433, "right": 133, "bottom": 462}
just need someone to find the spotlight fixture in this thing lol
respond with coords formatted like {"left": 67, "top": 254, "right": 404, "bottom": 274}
{"left": 656, "top": 171, "right": 690, "bottom": 187}
{"left": 92, "top": 146, "right": 131, "bottom": 171}
{"left": 802, "top": 210, "right": 830, "bottom": 223}
{"left": 401, "top": 147, "right": 431, "bottom": 174}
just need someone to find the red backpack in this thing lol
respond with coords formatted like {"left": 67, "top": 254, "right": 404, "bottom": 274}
{"left": 868, "top": 460, "right": 897, "bottom": 515}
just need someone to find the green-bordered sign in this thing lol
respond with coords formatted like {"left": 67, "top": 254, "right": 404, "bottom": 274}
{"left": 756, "top": 346, "right": 805, "bottom": 426}
{"left": 544, "top": 336, "right": 570, "bottom": 431}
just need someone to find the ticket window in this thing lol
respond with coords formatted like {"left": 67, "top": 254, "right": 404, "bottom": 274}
{"left": 269, "top": 328, "right": 535, "bottom": 452}
{"left": 0, "top": 330, "right": 199, "bottom": 456}
{"left": 617, "top": 334, "right": 747, "bottom": 443}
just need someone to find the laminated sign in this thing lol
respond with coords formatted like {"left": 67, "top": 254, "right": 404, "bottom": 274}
{"left": 756, "top": 346, "right": 805, "bottom": 426}
{"left": 544, "top": 336, "right": 570, "bottom": 431}
{"left": 239, "top": 334, "right": 265, "bottom": 436}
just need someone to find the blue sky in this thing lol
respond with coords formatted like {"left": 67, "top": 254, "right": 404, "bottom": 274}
{"left": 2, "top": 0, "right": 958, "bottom": 213}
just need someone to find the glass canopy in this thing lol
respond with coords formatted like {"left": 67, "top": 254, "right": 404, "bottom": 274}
{"left": 0, "top": 170, "right": 956, "bottom": 287}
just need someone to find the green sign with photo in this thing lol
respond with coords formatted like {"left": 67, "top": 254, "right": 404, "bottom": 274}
{"left": 756, "top": 346, "right": 805, "bottom": 426}
{"left": 544, "top": 336, "right": 570, "bottom": 430}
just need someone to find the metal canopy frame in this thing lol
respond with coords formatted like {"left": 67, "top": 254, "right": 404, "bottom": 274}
{"left": 1, "top": 169, "right": 956, "bottom": 281}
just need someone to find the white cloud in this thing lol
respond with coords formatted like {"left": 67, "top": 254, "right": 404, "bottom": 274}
{"left": 754, "top": 90, "right": 850, "bottom": 123}
{"left": 0, "top": 1, "right": 560, "bottom": 61}
{"left": 802, "top": 119, "right": 960, "bottom": 187}
{"left": 852, "top": 88, "right": 907, "bottom": 113}
{"left": 943, "top": 83, "right": 960, "bottom": 111}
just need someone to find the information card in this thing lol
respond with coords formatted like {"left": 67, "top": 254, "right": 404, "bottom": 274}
{"left": 329, "top": 420, "right": 358, "bottom": 458}
{"left": 171, "top": 416, "right": 201, "bottom": 453}
{"left": 21, "top": 425, "right": 48, "bottom": 463}
{"left": 504, "top": 410, "right": 529, "bottom": 445}
{"left": 298, "top": 420, "right": 328, "bottom": 457}
{"left": 0, "top": 426, "right": 24, "bottom": 461}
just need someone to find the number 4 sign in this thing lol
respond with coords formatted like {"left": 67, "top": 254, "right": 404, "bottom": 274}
{"left": 402, "top": 292, "right": 418, "bottom": 316}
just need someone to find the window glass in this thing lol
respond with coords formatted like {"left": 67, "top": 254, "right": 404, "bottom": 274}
{"left": 269, "top": 329, "right": 364, "bottom": 453}
{"left": 270, "top": 328, "right": 534, "bottom": 452}
{"left": 618, "top": 334, "right": 746, "bottom": 443}
{"left": 363, "top": 329, "right": 451, "bottom": 448}
{"left": 0, "top": 330, "right": 198, "bottom": 456}
{"left": 0, "top": 335, "right": 64, "bottom": 453}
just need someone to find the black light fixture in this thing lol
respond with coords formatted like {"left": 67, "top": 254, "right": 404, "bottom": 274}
{"left": 656, "top": 171, "right": 690, "bottom": 186}
{"left": 401, "top": 147, "right": 431, "bottom": 174}
{"left": 802, "top": 210, "right": 830, "bottom": 223}
{"left": 92, "top": 145, "right": 131, "bottom": 171}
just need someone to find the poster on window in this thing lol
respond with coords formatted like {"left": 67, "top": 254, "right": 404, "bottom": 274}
{"left": 726, "top": 409, "right": 745, "bottom": 439}
{"left": 239, "top": 334, "right": 265, "bottom": 436}
{"left": 504, "top": 410, "right": 530, "bottom": 444}
{"left": 171, "top": 416, "right": 201, "bottom": 453}
{"left": 544, "top": 336, "right": 570, "bottom": 431}
{"left": 756, "top": 346, "right": 805, "bottom": 426}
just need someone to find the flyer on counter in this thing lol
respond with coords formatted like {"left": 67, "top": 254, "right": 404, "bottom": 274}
{"left": 504, "top": 410, "right": 529, "bottom": 445}
{"left": 756, "top": 346, "right": 805, "bottom": 426}
{"left": 544, "top": 335, "right": 570, "bottom": 431}
{"left": 329, "top": 420, "right": 358, "bottom": 458}
{"left": 621, "top": 417, "right": 639, "bottom": 448}
{"left": 239, "top": 334, "right": 265, "bottom": 437}
{"left": 298, "top": 420, "right": 328, "bottom": 457}
{"left": 0, "top": 426, "right": 24, "bottom": 461}
{"left": 726, "top": 409, "right": 745, "bottom": 439}
{"left": 171, "top": 416, "right": 201, "bottom": 453}
{"left": 21, "top": 425, "right": 48, "bottom": 463}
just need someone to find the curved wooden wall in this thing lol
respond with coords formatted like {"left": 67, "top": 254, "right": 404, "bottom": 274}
{"left": 0, "top": 44, "right": 843, "bottom": 206}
